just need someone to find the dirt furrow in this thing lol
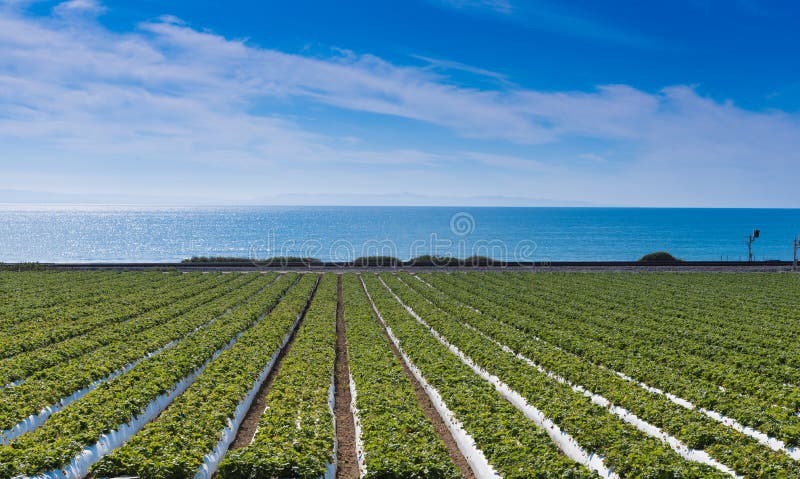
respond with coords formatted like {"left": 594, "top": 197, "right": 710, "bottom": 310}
{"left": 335, "top": 274, "right": 360, "bottom": 479}
{"left": 228, "top": 274, "right": 321, "bottom": 450}
{"left": 358, "top": 273, "right": 477, "bottom": 479}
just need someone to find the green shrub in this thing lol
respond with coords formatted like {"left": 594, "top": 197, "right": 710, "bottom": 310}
{"left": 181, "top": 256, "right": 321, "bottom": 265}
{"left": 638, "top": 251, "right": 682, "bottom": 262}
{"left": 352, "top": 256, "right": 401, "bottom": 266}
{"left": 404, "top": 255, "right": 498, "bottom": 266}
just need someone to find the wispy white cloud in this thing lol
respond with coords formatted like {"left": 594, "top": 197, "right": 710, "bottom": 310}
{"left": 432, "top": 0, "right": 514, "bottom": 15}
{"left": 577, "top": 153, "right": 607, "bottom": 163}
{"left": 0, "top": 2, "right": 798, "bottom": 206}
{"left": 53, "top": 0, "right": 106, "bottom": 16}
{"left": 411, "top": 54, "right": 514, "bottom": 87}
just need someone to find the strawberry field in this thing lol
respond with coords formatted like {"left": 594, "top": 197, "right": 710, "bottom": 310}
{"left": 0, "top": 270, "right": 798, "bottom": 478}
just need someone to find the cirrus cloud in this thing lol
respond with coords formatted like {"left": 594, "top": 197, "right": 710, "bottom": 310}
{"left": 0, "top": 0, "right": 798, "bottom": 206}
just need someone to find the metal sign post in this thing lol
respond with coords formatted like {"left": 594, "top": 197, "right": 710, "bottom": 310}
{"left": 746, "top": 229, "right": 760, "bottom": 262}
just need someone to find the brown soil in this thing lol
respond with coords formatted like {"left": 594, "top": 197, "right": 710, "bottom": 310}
{"left": 228, "top": 274, "right": 321, "bottom": 450}
{"left": 358, "top": 274, "right": 477, "bottom": 479}
{"left": 334, "top": 274, "right": 360, "bottom": 479}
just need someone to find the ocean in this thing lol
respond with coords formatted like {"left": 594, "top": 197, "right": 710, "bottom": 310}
{"left": 0, "top": 206, "right": 798, "bottom": 263}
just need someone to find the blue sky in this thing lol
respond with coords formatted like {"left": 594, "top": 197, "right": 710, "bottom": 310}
{"left": 1, "top": 0, "right": 799, "bottom": 206}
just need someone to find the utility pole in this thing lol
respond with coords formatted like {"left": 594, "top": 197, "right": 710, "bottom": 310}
{"left": 746, "top": 229, "right": 760, "bottom": 263}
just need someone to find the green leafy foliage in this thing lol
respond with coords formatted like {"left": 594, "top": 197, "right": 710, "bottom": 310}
{"left": 342, "top": 273, "right": 460, "bottom": 479}
{"left": 218, "top": 274, "right": 338, "bottom": 479}
{"left": 360, "top": 273, "right": 593, "bottom": 479}
{"left": 0, "top": 273, "right": 300, "bottom": 477}
{"left": 382, "top": 273, "right": 728, "bottom": 478}
{"left": 420, "top": 271, "right": 800, "bottom": 476}
{"left": 0, "top": 273, "right": 270, "bottom": 432}
{"left": 352, "top": 256, "right": 401, "bottom": 266}
{"left": 0, "top": 271, "right": 184, "bottom": 355}
{"left": 91, "top": 274, "right": 319, "bottom": 479}
{"left": 639, "top": 251, "right": 683, "bottom": 262}
{"left": 0, "top": 272, "right": 233, "bottom": 386}
{"left": 182, "top": 256, "right": 323, "bottom": 265}
{"left": 456, "top": 272, "right": 800, "bottom": 445}
{"left": 2, "top": 271, "right": 799, "bottom": 478}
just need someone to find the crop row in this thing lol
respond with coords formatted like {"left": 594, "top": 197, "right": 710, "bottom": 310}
{"left": 380, "top": 273, "right": 728, "bottom": 478}
{"left": 91, "top": 273, "right": 320, "bottom": 478}
{"left": 3, "top": 270, "right": 798, "bottom": 478}
{"left": 0, "top": 272, "right": 243, "bottom": 386}
{"left": 483, "top": 272, "right": 800, "bottom": 393}
{"left": 359, "top": 273, "right": 592, "bottom": 478}
{"left": 0, "top": 272, "right": 301, "bottom": 477}
{"left": 218, "top": 274, "right": 337, "bottom": 479}
{"left": 0, "top": 271, "right": 151, "bottom": 322}
{"left": 341, "top": 273, "right": 460, "bottom": 479}
{"left": 0, "top": 272, "right": 220, "bottom": 357}
{"left": 416, "top": 272, "right": 800, "bottom": 476}
{"left": 493, "top": 272, "right": 800, "bottom": 374}
{"left": 597, "top": 272, "right": 800, "bottom": 333}
{"left": 440, "top": 272, "right": 800, "bottom": 446}
{"left": 0, "top": 272, "right": 277, "bottom": 436}
{"left": 0, "top": 271, "right": 182, "bottom": 332}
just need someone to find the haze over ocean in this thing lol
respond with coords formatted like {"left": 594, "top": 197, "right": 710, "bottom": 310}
{"left": 1, "top": 206, "right": 798, "bottom": 263}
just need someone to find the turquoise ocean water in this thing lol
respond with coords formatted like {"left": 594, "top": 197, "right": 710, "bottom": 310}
{"left": 0, "top": 206, "right": 798, "bottom": 263}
